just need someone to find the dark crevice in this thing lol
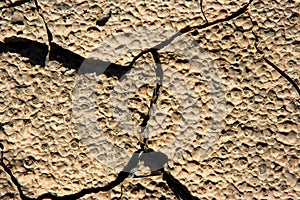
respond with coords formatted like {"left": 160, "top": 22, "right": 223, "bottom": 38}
{"left": 139, "top": 50, "right": 163, "bottom": 151}
{"left": 1, "top": 0, "right": 129, "bottom": 79}
{"left": 0, "top": 158, "right": 33, "bottom": 200}
{"left": 48, "top": 42, "right": 84, "bottom": 70}
{"left": 263, "top": 57, "right": 300, "bottom": 96}
{"left": 0, "top": 37, "right": 48, "bottom": 67}
{"left": 199, "top": 0, "right": 208, "bottom": 24}
{"left": 128, "top": 0, "right": 253, "bottom": 66}
{"left": 33, "top": 0, "right": 53, "bottom": 66}
{"left": 162, "top": 170, "right": 200, "bottom": 200}
{"left": 49, "top": 42, "right": 131, "bottom": 79}
{"left": 1, "top": 0, "right": 253, "bottom": 77}
{"left": 128, "top": 0, "right": 254, "bottom": 159}
{"left": 182, "top": 0, "right": 253, "bottom": 35}
{"left": 0, "top": 124, "right": 32, "bottom": 200}
{"left": 249, "top": 14, "right": 300, "bottom": 97}
{"left": 0, "top": 0, "right": 32, "bottom": 9}
{"left": 0, "top": 37, "right": 131, "bottom": 78}
{"left": 33, "top": 0, "right": 53, "bottom": 42}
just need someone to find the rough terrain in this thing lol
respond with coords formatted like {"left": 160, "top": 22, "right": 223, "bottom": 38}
{"left": 0, "top": 0, "right": 299, "bottom": 199}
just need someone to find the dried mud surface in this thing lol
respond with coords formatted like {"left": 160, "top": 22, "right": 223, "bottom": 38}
{"left": 0, "top": 0, "right": 299, "bottom": 199}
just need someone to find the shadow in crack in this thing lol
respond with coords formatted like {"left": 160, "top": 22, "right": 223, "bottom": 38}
{"left": 163, "top": 170, "right": 200, "bottom": 200}
{"left": 0, "top": 129, "right": 198, "bottom": 200}
{"left": 0, "top": 37, "right": 131, "bottom": 79}
{"left": 0, "top": 37, "right": 48, "bottom": 67}
{"left": 0, "top": 0, "right": 32, "bottom": 10}
{"left": 49, "top": 42, "right": 131, "bottom": 79}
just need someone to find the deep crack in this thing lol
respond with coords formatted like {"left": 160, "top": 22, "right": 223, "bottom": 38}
{"left": 162, "top": 169, "right": 200, "bottom": 200}
{"left": 0, "top": 37, "right": 131, "bottom": 78}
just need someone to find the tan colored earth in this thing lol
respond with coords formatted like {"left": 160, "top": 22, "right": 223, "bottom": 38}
{"left": 0, "top": 0, "right": 299, "bottom": 199}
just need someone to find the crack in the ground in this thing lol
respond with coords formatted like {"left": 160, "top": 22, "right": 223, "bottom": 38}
{"left": 248, "top": 13, "right": 300, "bottom": 97}
{"left": 33, "top": 0, "right": 52, "bottom": 67}
{"left": 128, "top": 0, "right": 253, "bottom": 66}
{"left": 0, "top": 37, "right": 131, "bottom": 78}
{"left": 139, "top": 50, "right": 163, "bottom": 151}
{"left": 0, "top": 0, "right": 256, "bottom": 199}
{"left": 0, "top": 0, "right": 31, "bottom": 9}
{"left": 199, "top": 0, "right": 208, "bottom": 24}
{"left": 162, "top": 169, "right": 200, "bottom": 200}
{"left": 1, "top": 125, "right": 194, "bottom": 199}
{"left": 0, "top": 128, "right": 128, "bottom": 200}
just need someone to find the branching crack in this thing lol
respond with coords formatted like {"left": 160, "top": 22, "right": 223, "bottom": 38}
{"left": 0, "top": 0, "right": 256, "bottom": 199}
{"left": 128, "top": 0, "right": 253, "bottom": 64}
{"left": 1, "top": 127, "right": 194, "bottom": 200}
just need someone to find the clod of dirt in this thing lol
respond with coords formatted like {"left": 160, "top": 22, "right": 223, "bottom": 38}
{"left": 11, "top": 11, "right": 24, "bottom": 25}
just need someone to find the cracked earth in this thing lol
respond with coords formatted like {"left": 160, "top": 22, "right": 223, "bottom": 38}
{"left": 0, "top": 0, "right": 299, "bottom": 199}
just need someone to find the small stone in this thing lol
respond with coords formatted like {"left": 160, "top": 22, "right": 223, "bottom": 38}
{"left": 213, "top": 82, "right": 220, "bottom": 89}
{"left": 259, "top": 164, "right": 266, "bottom": 174}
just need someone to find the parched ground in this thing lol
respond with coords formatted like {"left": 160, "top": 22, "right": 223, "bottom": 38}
{"left": 0, "top": 0, "right": 299, "bottom": 199}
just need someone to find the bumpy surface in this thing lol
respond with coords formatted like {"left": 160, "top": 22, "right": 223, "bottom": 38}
{"left": 0, "top": 0, "right": 299, "bottom": 199}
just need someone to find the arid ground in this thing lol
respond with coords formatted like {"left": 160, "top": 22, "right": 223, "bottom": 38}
{"left": 0, "top": 0, "right": 299, "bottom": 199}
